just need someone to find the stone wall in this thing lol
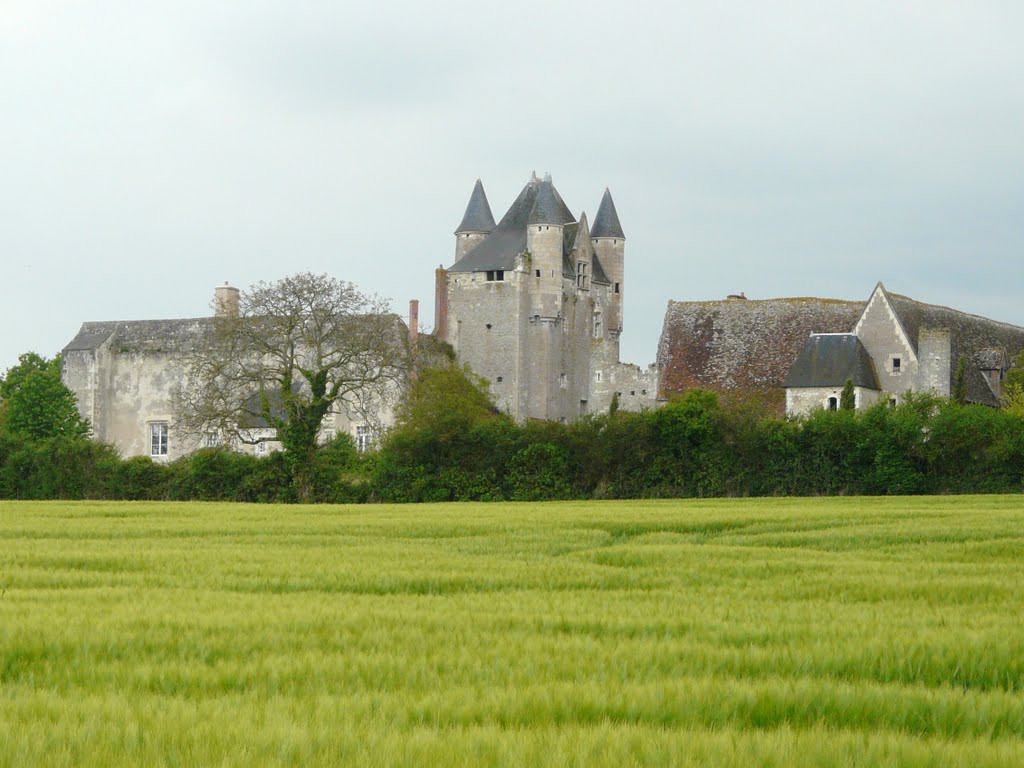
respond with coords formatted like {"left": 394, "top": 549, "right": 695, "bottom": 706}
{"left": 786, "top": 385, "right": 881, "bottom": 417}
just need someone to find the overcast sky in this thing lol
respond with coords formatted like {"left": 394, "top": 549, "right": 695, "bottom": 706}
{"left": 2, "top": 1, "right": 1023, "bottom": 371}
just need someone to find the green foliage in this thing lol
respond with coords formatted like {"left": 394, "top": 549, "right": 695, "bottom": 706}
{"left": 953, "top": 357, "right": 969, "bottom": 405}
{"left": 840, "top": 378, "right": 855, "bottom": 411}
{"left": 0, "top": 353, "right": 89, "bottom": 441}
{"left": 507, "top": 443, "right": 573, "bottom": 501}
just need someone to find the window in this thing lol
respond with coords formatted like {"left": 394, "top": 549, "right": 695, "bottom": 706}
{"left": 150, "top": 423, "right": 169, "bottom": 457}
{"left": 205, "top": 431, "right": 221, "bottom": 448}
{"left": 485, "top": 270, "right": 504, "bottom": 282}
{"left": 891, "top": 356, "right": 902, "bottom": 373}
{"left": 535, "top": 270, "right": 541, "bottom": 278}
{"left": 576, "top": 262, "right": 589, "bottom": 290}
{"left": 559, "top": 373, "right": 568, "bottom": 389}
{"left": 496, "top": 376, "right": 503, "bottom": 383}
{"left": 889, "top": 397, "right": 898, "bottom": 408}
{"left": 595, "top": 370, "right": 603, "bottom": 383}
{"left": 614, "top": 282, "right": 620, "bottom": 294}
{"left": 322, "top": 429, "right": 335, "bottom": 444}
{"left": 257, "top": 441, "right": 267, "bottom": 455}
{"left": 356, "top": 425, "right": 371, "bottom": 453}
{"left": 593, "top": 316, "right": 603, "bottom": 338}
{"left": 827, "top": 397, "right": 838, "bottom": 411}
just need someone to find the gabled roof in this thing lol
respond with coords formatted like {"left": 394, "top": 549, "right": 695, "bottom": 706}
{"left": 657, "top": 297, "right": 865, "bottom": 396}
{"left": 870, "top": 284, "right": 1024, "bottom": 406}
{"left": 454, "top": 179, "right": 495, "bottom": 234}
{"left": 591, "top": 188, "right": 625, "bottom": 239}
{"left": 784, "top": 334, "right": 879, "bottom": 389}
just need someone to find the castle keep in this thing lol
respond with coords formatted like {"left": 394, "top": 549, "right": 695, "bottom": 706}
{"left": 435, "top": 174, "right": 658, "bottom": 422}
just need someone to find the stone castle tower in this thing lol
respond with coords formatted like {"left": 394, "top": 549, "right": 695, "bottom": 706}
{"left": 434, "top": 173, "right": 658, "bottom": 422}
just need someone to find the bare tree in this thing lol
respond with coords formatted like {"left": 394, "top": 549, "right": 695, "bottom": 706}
{"left": 173, "top": 272, "right": 408, "bottom": 498}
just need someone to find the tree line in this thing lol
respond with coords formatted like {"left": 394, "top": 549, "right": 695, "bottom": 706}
{"left": 2, "top": 356, "right": 1024, "bottom": 502}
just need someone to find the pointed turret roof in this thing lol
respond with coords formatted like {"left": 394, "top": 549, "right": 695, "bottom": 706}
{"left": 591, "top": 188, "right": 625, "bottom": 239}
{"left": 454, "top": 179, "right": 496, "bottom": 234}
{"left": 449, "top": 173, "right": 574, "bottom": 273}
{"left": 528, "top": 178, "right": 568, "bottom": 225}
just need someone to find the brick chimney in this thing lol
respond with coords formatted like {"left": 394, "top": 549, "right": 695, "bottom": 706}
{"left": 409, "top": 299, "right": 419, "bottom": 348}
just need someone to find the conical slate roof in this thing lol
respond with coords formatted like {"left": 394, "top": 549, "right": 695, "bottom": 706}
{"left": 449, "top": 174, "right": 577, "bottom": 273}
{"left": 454, "top": 179, "right": 496, "bottom": 234}
{"left": 528, "top": 178, "right": 572, "bottom": 225}
{"left": 591, "top": 188, "right": 625, "bottom": 239}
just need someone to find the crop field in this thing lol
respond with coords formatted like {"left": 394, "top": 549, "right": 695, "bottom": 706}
{"left": 2, "top": 497, "right": 1024, "bottom": 766}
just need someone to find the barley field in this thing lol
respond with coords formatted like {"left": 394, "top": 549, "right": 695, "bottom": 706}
{"left": 2, "top": 497, "right": 1024, "bottom": 766}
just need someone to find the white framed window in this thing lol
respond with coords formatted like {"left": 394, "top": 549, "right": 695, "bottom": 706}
{"left": 150, "top": 423, "right": 169, "bottom": 457}
{"left": 593, "top": 315, "right": 603, "bottom": 338}
{"left": 256, "top": 441, "right": 267, "bottom": 455}
{"left": 205, "top": 431, "right": 221, "bottom": 448}
{"left": 559, "top": 373, "right": 568, "bottom": 389}
{"left": 595, "top": 370, "right": 603, "bottom": 383}
{"left": 356, "top": 425, "right": 371, "bottom": 453}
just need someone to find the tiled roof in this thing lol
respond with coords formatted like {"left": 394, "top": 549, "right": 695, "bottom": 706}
{"left": 62, "top": 319, "right": 214, "bottom": 354}
{"left": 657, "top": 297, "right": 864, "bottom": 395}
{"left": 885, "top": 290, "right": 1024, "bottom": 406}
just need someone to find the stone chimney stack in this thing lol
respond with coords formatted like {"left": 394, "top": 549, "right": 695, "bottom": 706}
{"left": 214, "top": 282, "right": 240, "bottom": 318}
{"left": 434, "top": 266, "right": 449, "bottom": 341}
{"left": 408, "top": 299, "right": 419, "bottom": 348}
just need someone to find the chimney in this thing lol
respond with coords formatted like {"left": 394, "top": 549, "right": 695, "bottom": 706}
{"left": 408, "top": 299, "right": 419, "bottom": 348}
{"left": 214, "top": 282, "right": 240, "bottom": 318}
{"left": 434, "top": 266, "right": 449, "bottom": 340}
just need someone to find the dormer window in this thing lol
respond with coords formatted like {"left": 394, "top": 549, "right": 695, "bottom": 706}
{"left": 576, "top": 262, "right": 589, "bottom": 290}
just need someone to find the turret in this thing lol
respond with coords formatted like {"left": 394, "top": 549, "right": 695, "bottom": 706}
{"left": 526, "top": 176, "right": 568, "bottom": 315}
{"left": 454, "top": 179, "right": 495, "bottom": 262}
{"left": 591, "top": 188, "right": 625, "bottom": 333}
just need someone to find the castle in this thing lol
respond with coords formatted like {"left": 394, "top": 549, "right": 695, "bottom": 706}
{"left": 60, "top": 173, "right": 1023, "bottom": 461}
{"left": 433, "top": 173, "right": 658, "bottom": 422}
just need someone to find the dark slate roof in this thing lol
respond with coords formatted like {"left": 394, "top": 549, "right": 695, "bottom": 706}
{"left": 591, "top": 188, "right": 625, "bottom": 239}
{"left": 657, "top": 297, "right": 865, "bottom": 403}
{"left": 884, "top": 288, "right": 1024, "bottom": 406}
{"left": 454, "top": 179, "right": 496, "bottom": 234}
{"left": 449, "top": 174, "right": 576, "bottom": 274}
{"left": 528, "top": 179, "right": 565, "bottom": 225}
{"left": 784, "top": 334, "right": 879, "bottom": 389}
{"left": 62, "top": 319, "right": 214, "bottom": 355}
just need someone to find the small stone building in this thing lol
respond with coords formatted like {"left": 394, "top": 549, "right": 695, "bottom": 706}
{"left": 434, "top": 173, "right": 659, "bottom": 422}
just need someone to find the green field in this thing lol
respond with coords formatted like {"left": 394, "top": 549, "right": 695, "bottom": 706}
{"left": 2, "top": 497, "right": 1024, "bottom": 766}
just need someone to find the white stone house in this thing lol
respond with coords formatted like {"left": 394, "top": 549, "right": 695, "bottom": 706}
{"left": 61, "top": 287, "right": 405, "bottom": 461}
